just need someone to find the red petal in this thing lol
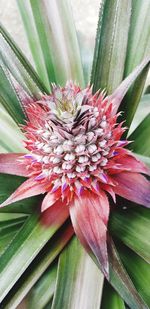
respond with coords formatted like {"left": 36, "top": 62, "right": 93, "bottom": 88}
{"left": 41, "top": 198, "right": 70, "bottom": 226}
{"left": 0, "top": 153, "right": 29, "bottom": 177}
{"left": 112, "top": 172, "right": 150, "bottom": 207}
{"left": 69, "top": 190, "right": 110, "bottom": 278}
{"left": 107, "top": 57, "right": 150, "bottom": 114}
{"left": 0, "top": 178, "right": 46, "bottom": 208}
{"left": 109, "top": 153, "right": 150, "bottom": 175}
{"left": 41, "top": 189, "right": 61, "bottom": 212}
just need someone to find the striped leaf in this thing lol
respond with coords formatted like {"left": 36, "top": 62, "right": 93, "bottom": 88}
{"left": 1, "top": 223, "right": 73, "bottom": 308}
{"left": 119, "top": 0, "right": 150, "bottom": 126}
{"left": 91, "top": 0, "right": 131, "bottom": 94}
{"left": 119, "top": 243, "right": 150, "bottom": 307}
{"left": 0, "top": 105, "right": 25, "bottom": 153}
{"left": 110, "top": 206, "right": 150, "bottom": 263}
{"left": 18, "top": 0, "right": 84, "bottom": 87}
{"left": 0, "top": 24, "right": 48, "bottom": 94}
{"left": 0, "top": 203, "right": 69, "bottom": 302}
{"left": 52, "top": 237, "right": 104, "bottom": 309}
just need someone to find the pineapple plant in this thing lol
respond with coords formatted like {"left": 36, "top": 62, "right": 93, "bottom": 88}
{"left": 0, "top": 1, "right": 150, "bottom": 308}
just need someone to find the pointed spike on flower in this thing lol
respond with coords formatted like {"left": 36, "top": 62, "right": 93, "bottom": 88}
{"left": 41, "top": 199, "right": 69, "bottom": 226}
{"left": 113, "top": 152, "right": 150, "bottom": 175}
{"left": 0, "top": 178, "right": 46, "bottom": 208}
{"left": 107, "top": 57, "right": 150, "bottom": 115}
{"left": 112, "top": 172, "right": 150, "bottom": 208}
{"left": 41, "top": 189, "right": 61, "bottom": 212}
{"left": 0, "top": 153, "right": 29, "bottom": 177}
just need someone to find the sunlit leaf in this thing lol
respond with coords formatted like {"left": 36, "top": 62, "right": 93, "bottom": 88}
{"left": 1, "top": 222, "right": 73, "bottom": 308}
{"left": 0, "top": 203, "right": 69, "bottom": 302}
{"left": 17, "top": 0, "right": 51, "bottom": 92}
{"left": 18, "top": 0, "right": 84, "bottom": 87}
{"left": 0, "top": 23, "right": 48, "bottom": 94}
{"left": 129, "top": 94, "right": 150, "bottom": 134}
{"left": 123, "top": 0, "right": 150, "bottom": 78}
{"left": 119, "top": 0, "right": 150, "bottom": 126}
{"left": 0, "top": 105, "right": 25, "bottom": 153}
{"left": 133, "top": 153, "right": 150, "bottom": 167}
{"left": 52, "top": 236, "right": 104, "bottom": 309}
{"left": 128, "top": 114, "right": 150, "bottom": 157}
{"left": 91, "top": 0, "right": 131, "bottom": 94}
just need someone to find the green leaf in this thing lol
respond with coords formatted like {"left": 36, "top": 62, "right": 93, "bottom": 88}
{"left": 128, "top": 113, "right": 150, "bottom": 157}
{"left": 133, "top": 153, "right": 150, "bottom": 167}
{"left": 0, "top": 233, "right": 19, "bottom": 256}
{"left": 110, "top": 206, "right": 150, "bottom": 263}
{"left": 0, "top": 216, "right": 27, "bottom": 256}
{"left": 91, "top": 0, "right": 131, "bottom": 93}
{"left": 119, "top": 0, "right": 150, "bottom": 126}
{"left": 17, "top": 0, "right": 51, "bottom": 92}
{"left": 108, "top": 239, "right": 148, "bottom": 309}
{"left": 0, "top": 174, "right": 39, "bottom": 214}
{"left": 0, "top": 217, "right": 26, "bottom": 232}
{"left": 0, "top": 203, "right": 69, "bottom": 302}
{"left": 145, "top": 84, "right": 150, "bottom": 94}
{"left": 129, "top": 94, "right": 150, "bottom": 134}
{"left": 0, "top": 215, "right": 27, "bottom": 256}
{"left": 0, "top": 23, "right": 48, "bottom": 95}
{"left": 44, "top": 299, "right": 53, "bottom": 309}
{"left": 0, "top": 105, "right": 25, "bottom": 152}
{"left": 119, "top": 243, "right": 150, "bottom": 307}
{"left": 101, "top": 280, "right": 125, "bottom": 309}
{"left": 52, "top": 236, "right": 104, "bottom": 309}
{"left": 0, "top": 213, "right": 27, "bottom": 221}
{"left": 120, "top": 66, "right": 149, "bottom": 128}
{"left": 27, "top": 263, "right": 57, "bottom": 309}
{"left": 1, "top": 222, "right": 73, "bottom": 308}
{"left": 124, "top": 0, "right": 150, "bottom": 78}
{"left": 21, "top": 0, "right": 56, "bottom": 86}
{"left": 0, "top": 65, "right": 26, "bottom": 124}
{"left": 18, "top": 0, "right": 84, "bottom": 86}
{"left": 0, "top": 219, "right": 26, "bottom": 256}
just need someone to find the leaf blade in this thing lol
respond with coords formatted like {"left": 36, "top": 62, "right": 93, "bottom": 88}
{"left": 101, "top": 280, "right": 125, "bottom": 309}
{"left": 128, "top": 114, "right": 150, "bottom": 157}
{"left": 110, "top": 206, "right": 150, "bottom": 263}
{"left": 0, "top": 23, "right": 48, "bottom": 94}
{"left": 52, "top": 236, "right": 104, "bottom": 309}
{"left": 1, "top": 222, "right": 73, "bottom": 308}
{"left": 91, "top": 0, "right": 131, "bottom": 93}
{"left": 119, "top": 0, "right": 150, "bottom": 126}
{"left": 18, "top": 0, "right": 84, "bottom": 86}
{"left": 119, "top": 243, "right": 150, "bottom": 307}
{"left": 0, "top": 202, "right": 69, "bottom": 302}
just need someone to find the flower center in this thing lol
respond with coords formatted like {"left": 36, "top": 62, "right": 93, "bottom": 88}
{"left": 62, "top": 101, "right": 74, "bottom": 113}
{"left": 26, "top": 112, "right": 113, "bottom": 181}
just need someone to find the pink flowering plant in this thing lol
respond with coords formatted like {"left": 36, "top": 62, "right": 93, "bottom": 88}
{"left": 0, "top": 1, "right": 150, "bottom": 308}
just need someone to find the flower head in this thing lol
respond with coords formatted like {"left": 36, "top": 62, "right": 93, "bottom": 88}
{"left": 0, "top": 77, "right": 150, "bottom": 278}
{"left": 21, "top": 81, "right": 128, "bottom": 202}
